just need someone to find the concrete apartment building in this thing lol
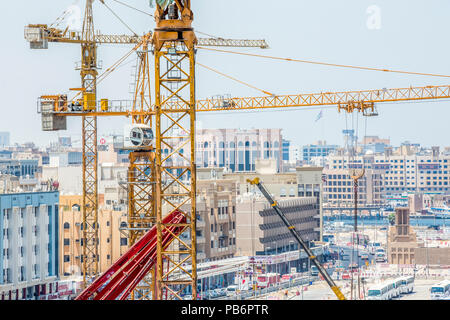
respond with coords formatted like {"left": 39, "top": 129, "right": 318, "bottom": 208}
{"left": 223, "top": 160, "right": 324, "bottom": 241}
{"left": 235, "top": 197, "right": 320, "bottom": 257}
{"left": 193, "top": 174, "right": 238, "bottom": 262}
{"left": 325, "top": 147, "right": 450, "bottom": 205}
{"left": 59, "top": 195, "right": 129, "bottom": 276}
{"left": 0, "top": 190, "right": 59, "bottom": 300}
{"left": 196, "top": 128, "right": 283, "bottom": 173}
{"left": 323, "top": 168, "right": 384, "bottom": 206}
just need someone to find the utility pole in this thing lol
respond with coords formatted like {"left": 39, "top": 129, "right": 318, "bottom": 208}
{"left": 350, "top": 168, "right": 364, "bottom": 300}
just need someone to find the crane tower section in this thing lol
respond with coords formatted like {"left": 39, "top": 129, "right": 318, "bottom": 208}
{"left": 153, "top": 0, "right": 197, "bottom": 300}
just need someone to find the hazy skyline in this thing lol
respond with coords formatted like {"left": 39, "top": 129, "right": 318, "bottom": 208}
{"left": 1, "top": 0, "right": 449, "bottom": 149}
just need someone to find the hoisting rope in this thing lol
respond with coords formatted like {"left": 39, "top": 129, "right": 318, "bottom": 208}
{"left": 110, "top": 0, "right": 155, "bottom": 17}
{"left": 69, "top": 36, "right": 147, "bottom": 102}
{"left": 99, "top": 0, "right": 138, "bottom": 36}
{"left": 197, "top": 47, "right": 450, "bottom": 79}
{"left": 197, "top": 62, "right": 274, "bottom": 96}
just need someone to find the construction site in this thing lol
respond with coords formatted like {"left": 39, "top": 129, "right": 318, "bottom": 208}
{"left": 1, "top": 0, "right": 449, "bottom": 305}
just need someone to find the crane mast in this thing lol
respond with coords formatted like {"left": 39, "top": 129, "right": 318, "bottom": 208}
{"left": 153, "top": 0, "right": 198, "bottom": 300}
{"left": 80, "top": 0, "right": 100, "bottom": 287}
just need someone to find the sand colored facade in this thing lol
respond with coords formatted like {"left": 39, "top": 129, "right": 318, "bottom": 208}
{"left": 59, "top": 195, "right": 129, "bottom": 276}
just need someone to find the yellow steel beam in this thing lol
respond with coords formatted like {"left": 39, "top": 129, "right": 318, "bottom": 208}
{"left": 26, "top": 24, "right": 268, "bottom": 47}
{"left": 43, "top": 84, "right": 450, "bottom": 117}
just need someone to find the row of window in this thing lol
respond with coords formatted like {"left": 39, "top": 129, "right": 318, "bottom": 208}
{"left": 210, "top": 237, "right": 236, "bottom": 249}
{"left": 199, "top": 141, "right": 281, "bottom": 149}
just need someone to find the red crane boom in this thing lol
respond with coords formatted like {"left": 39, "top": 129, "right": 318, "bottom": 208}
{"left": 76, "top": 211, "right": 187, "bottom": 300}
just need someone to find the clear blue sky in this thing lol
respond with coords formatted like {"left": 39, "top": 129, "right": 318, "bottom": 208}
{"left": 2, "top": 0, "right": 450, "bottom": 148}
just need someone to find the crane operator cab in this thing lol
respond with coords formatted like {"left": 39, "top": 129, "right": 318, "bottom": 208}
{"left": 123, "top": 124, "right": 154, "bottom": 150}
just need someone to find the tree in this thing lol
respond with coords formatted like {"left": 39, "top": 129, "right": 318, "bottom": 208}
{"left": 388, "top": 213, "right": 395, "bottom": 226}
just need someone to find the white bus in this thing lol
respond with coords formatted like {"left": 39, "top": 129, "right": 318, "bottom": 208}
{"left": 398, "top": 276, "right": 414, "bottom": 294}
{"left": 390, "top": 278, "right": 403, "bottom": 298}
{"left": 226, "top": 285, "right": 238, "bottom": 297}
{"left": 430, "top": 280, "right": 450, "bottom": 300}
{"left": 367, "top": 283, "right": 391, "bottom": 300}
{"left": 375, "top": 252, "right": 386, "bottom": 263}
{"left": 383, "top": 281, "right": 395, "bottom": 300}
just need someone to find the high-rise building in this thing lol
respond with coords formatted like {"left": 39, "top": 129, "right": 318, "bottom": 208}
{"left": 0, "top": 190, "right": 60, "bottom": 300}
{"left": 0, "top": 133, "right": 10, "bottom": 148}
{"left": 282, "top": 139, "right": 290, "bottom": 161}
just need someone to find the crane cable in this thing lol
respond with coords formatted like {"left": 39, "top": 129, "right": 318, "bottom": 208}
{"left": 197, "top": 47, "right": 450, "bottom": 79}
{"left": 99, "top": 0, "right": 138, "bottom": 36}
{"left": 110, "top": 0, "right": 155, "bottom": 17}
{"left": 197, "top": 62, "right": 274, "bottom": 96}
{"left": 69, "top": 37, "right": 146, "bottom": 102}
{"left": 105, "top": 0, "right": 234, "bottom": 44}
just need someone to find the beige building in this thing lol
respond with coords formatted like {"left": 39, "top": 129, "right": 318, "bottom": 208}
{"left": 59, "top": 195, "right": 129, "bottom": 277}
{"left": 235, "top": 197, "right": 320, "bottom": 257}
{"left": 195, "top": 178, "right": 238, "bottom": 262}
{"left": 327, "top": 148, "right": 450, "bottom": 196}
{"left": 323, "top": 168, "right": 384, "bottom": 206}
{"left": 224, "top": 160, "right": 298, "bottom": 198}
{"left": 414, "top": 247, "right": 450, "bottom": 266}
{"left": 223, "top": 161, "right": 324, "bottom": 240}
{"left": 387, "top": 207, "right": 418, "bottom": 265}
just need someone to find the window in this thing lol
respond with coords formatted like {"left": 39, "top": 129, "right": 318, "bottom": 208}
{"left": 63, "top": 222, "right": 70, "bottom": 229}
{"left": 64, "top": 255, "right": 70, "bottom": 262}
{"left": 120, "top": 238, "right": 128, "bottom": 246}
{"left": 64, "top": 239, "right": 70, "bottom": 246}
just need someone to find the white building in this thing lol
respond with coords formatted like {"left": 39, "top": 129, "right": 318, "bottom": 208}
{"left": 196, "top": 128, "right": 283, "bottom": 173}
{"left": 0, "top": 191, "right": 59, "bottom": 300}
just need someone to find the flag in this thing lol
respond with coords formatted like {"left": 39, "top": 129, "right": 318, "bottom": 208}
{"left": 315, "top": 110, "right": 323, "bottom": 122}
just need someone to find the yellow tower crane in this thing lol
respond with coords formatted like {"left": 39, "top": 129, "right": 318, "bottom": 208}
{"left": 27, "top": 1, "right": 450, "bottom": 301}
{"left": 25, "top": 0, "right": 268, "bottom": 298}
